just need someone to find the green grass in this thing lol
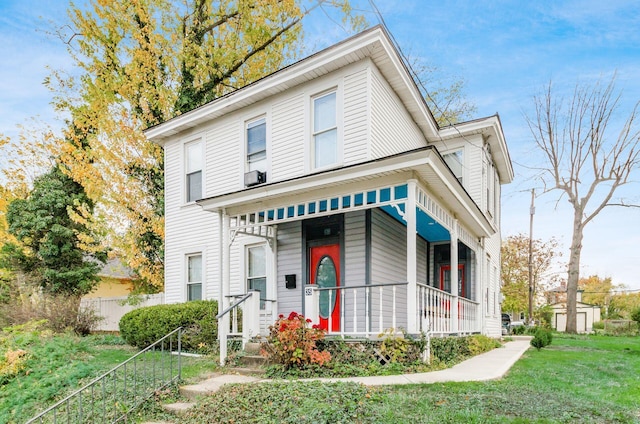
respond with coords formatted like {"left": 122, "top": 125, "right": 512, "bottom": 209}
{"left": 0, "top": 328, "right": 219, "bottom": 424}
{"left": 138, "top": 334, "right": 640, "bottom": 423}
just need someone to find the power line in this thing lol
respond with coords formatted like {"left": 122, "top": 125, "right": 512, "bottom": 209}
{"left": 367, "top": 0, "right": 485, "bottom": 166}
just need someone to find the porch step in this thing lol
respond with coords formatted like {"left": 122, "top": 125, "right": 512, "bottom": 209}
{"left": 224, "top": 366, "right": 264, "bottom": 376}
{"left": 243, "top": 342, "right": 262, "bottom": 354}
{"left": 239, "top": 354, "right": 267, "bottom": 368}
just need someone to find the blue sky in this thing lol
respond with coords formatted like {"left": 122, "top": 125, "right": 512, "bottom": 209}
{"left": 1, "top": 1, "right": 640, "bottom": 288}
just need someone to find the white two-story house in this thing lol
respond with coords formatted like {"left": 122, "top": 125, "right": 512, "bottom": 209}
{"left": 145, "top": 26, "right": 513, "bottom": 356}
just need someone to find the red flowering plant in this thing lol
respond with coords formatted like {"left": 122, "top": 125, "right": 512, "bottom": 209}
{"left": 261, "top": 311, "right": 331, "bottom": 369}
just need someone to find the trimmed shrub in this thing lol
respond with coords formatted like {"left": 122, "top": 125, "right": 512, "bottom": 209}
{"left": 119, "top": 300, "right": 218, "bottom": 353}
{"left": 530, "top": 327, "right": 553, "bottom": 350}
{"left": 430, "top": 336, "right": 471, "bottom": 364}
{"left": 431, "top": 335, "right": 500, "bottom": 364}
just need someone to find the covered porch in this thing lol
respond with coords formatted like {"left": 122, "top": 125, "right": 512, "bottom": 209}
{"left": 197, "top": 148, "right": 494, "bottom": 361}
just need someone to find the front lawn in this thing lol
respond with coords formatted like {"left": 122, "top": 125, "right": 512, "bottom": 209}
{"left": 0, "top": 324, "right": 218, "bottom": 424}
{"left": 141, "top": 334, "right": 640, "bottom": 423}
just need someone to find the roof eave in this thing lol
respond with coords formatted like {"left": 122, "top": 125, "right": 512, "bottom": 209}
{"left": 145, "top": 25, "right": 441, "bottom": 145}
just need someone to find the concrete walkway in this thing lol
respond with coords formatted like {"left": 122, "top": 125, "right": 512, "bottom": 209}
{"left": 189, "top": 337, "right": 532, "bottom": 390}
{"left": 300, "top": 337, "right": 532, "bottom": 386}
{"left": 153, "top": 338, "right": 532, "bottom": 422}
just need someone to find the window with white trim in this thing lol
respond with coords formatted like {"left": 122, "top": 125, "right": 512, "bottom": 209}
{"left": 187, "top": 254, "right": 202, "bottom": 301}
{"left": 443, "top": 149, "right": 463, "bottom": 185}
{"left": 246, "top": 117, "right": 266, "bottom": 172}
{"left": 312, "top": 91, "right": 338, "bottom": 169}
{"left": 247, "top": 245, "right": 266, "bottom": 309}
{"left": 185, "top": 141, "right": 202, "bottom": 202}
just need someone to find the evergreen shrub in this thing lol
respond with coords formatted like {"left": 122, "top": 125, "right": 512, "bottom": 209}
{"left": 119, "top": 300, "right": 218, "bottom": 353}
{"left": 530, "top": 326, "right": 553, "bottom": 350}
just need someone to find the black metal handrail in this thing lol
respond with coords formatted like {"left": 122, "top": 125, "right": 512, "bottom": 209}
{"left": 216, "top": 292, "right": 253, "bottom": 319}
{"left": 26, "top": 327, "right": 183, "bottom": 424}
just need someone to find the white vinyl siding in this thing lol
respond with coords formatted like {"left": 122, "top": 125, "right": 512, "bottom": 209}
{"left": 343, "top": 211, "right": 367, "bottom": 333}
{"left": 163, "top": 139, "right": 217, "bottom": 304}
{"left": 276, "top": 221, "right": 302, "bottom": 315}
{"left": 272, "top": 94, "right": 305, "bottom": 181}
{"left": 370, "top": 208, "right": 408, "bottom": 329}
{"left": 343, "top": 69, "right": 369, "bottom": 165}
{"left": 370, "top": 68, "right": 425, "bottom": 159}
{"left": 344, "top": 211, "right": 367, "bottom": 286}
{"left": 206, "top": 118, "right": 241, "bottom": 197}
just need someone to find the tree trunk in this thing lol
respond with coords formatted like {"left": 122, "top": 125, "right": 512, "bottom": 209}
{"left": 566, "top": 209, "right": 584, "bottom": 334}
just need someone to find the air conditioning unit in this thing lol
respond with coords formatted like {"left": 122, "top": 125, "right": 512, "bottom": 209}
{"left": 244, "top": 170, "right": 266, "bottom": 187}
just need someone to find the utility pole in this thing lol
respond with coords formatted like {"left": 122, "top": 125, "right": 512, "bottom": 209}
{"left": 528, "top": 188, "right": 535, "bottom": 325}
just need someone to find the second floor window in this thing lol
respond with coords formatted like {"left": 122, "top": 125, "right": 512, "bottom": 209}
{"left": 247, "top": 117, "right": 266, "bottom": 172}
{"left": 443, "top": 149, "right": 463, "bottom": 185}
{"left": 186, "top": 141, "right": 202, "bottom": 202}
{"left": 312, "top": 91, "right": 337, "bottom": 169}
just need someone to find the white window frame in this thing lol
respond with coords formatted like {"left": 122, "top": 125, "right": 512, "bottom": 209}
{"left": 246, "top": 116, "right": 267, "bottom": 174}
{"left": 186, "top": 253, "right": 203, "bottom": 301}
{"left": 185, "top": 139, "right": 203, "bottom": 203}
{"left": 443, "top": 149, "right": 464, "bottom": 185}
{"left": 311, "top": 89, "right": 340, "bottom": 170}
{"left": 246, "top": 243, "right": 267, "bottom": 310}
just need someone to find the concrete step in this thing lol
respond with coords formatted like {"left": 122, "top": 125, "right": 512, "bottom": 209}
{"left": 243, "top": 342, "right": 262, "bottom": 354}
{"left": 161, "top": 401, "right": 195, "bottom": 415}
{"left": 224, "top": 366, "right": 264, "bottom": 376}
{"left": 180, "top": 374, "right": 262, "bottom": 400}
{"left": 238, "top": 354, "right": 267, "bottom": 368}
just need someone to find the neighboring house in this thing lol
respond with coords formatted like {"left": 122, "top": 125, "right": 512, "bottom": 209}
{"left": 145, "top": 26, "right": 514, "bottom": 348}
{"left": 547, "top": 287, "right": 601, "bottom": 333}
{"left": 84, "top": 257, "right": 137, "bottom": 299}
{"left": 81, "top": 258, "right": 164, "bottom": 332}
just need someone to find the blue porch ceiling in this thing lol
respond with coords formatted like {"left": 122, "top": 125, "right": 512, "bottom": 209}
{"left": 380, "top": 205, "right": 450, "bottom": 242}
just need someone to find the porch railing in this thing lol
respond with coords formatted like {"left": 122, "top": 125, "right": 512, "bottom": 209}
{"left": 304, "top": 282, "right": 408, "bottom": 338}
{"left": 27, "top": 327, "right": 182, "bottom": 424}
{"left": 458, "top": 296, "right": 480, "bottom": 333}
{"left": 216, "top": 290, "right": 261, "bottom": 366}
{"left": 417, "top": 283, "right": 480, "bottom": 335}
{"left": 304, "top": 282, "right": 480, "bottom": 338}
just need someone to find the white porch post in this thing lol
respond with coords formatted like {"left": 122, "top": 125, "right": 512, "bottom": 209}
{"left": 219, "top": 209, "right": 231, "bottom": 365}
{"left": 406, "top": 179, "right": 418, "bottom": 334}
{"left": 450, "top": 220, "right": 459, "bottom": 334}
{"left": 477, "top": 239, "right": 485, "bottom": 334}
{"left": 304, "top": 285, "right": 320, "bottom": 327}
{"left": 243, "top": 290, "right": 261, "bottom": 348}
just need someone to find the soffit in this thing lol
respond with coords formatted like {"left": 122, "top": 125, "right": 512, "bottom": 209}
{"left": 197, "top": 148, "right": 495, "bottom": 237}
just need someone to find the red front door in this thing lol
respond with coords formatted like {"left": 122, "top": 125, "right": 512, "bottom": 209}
{"left": 310, "top": 244, "right": 340, "bottom": 331}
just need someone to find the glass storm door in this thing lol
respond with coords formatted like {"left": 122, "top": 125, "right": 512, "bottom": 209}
{"left": 310, "top": 244, "right": 340, "bottom": 331}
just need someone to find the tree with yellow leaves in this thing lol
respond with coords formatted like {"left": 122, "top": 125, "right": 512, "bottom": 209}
{"left": 48, "top": 0, "right": 365, "bottom": 289}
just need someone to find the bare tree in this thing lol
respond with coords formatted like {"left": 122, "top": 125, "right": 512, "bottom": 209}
{"left": 526, "top": 76, "right": 640, "bottom": 333}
